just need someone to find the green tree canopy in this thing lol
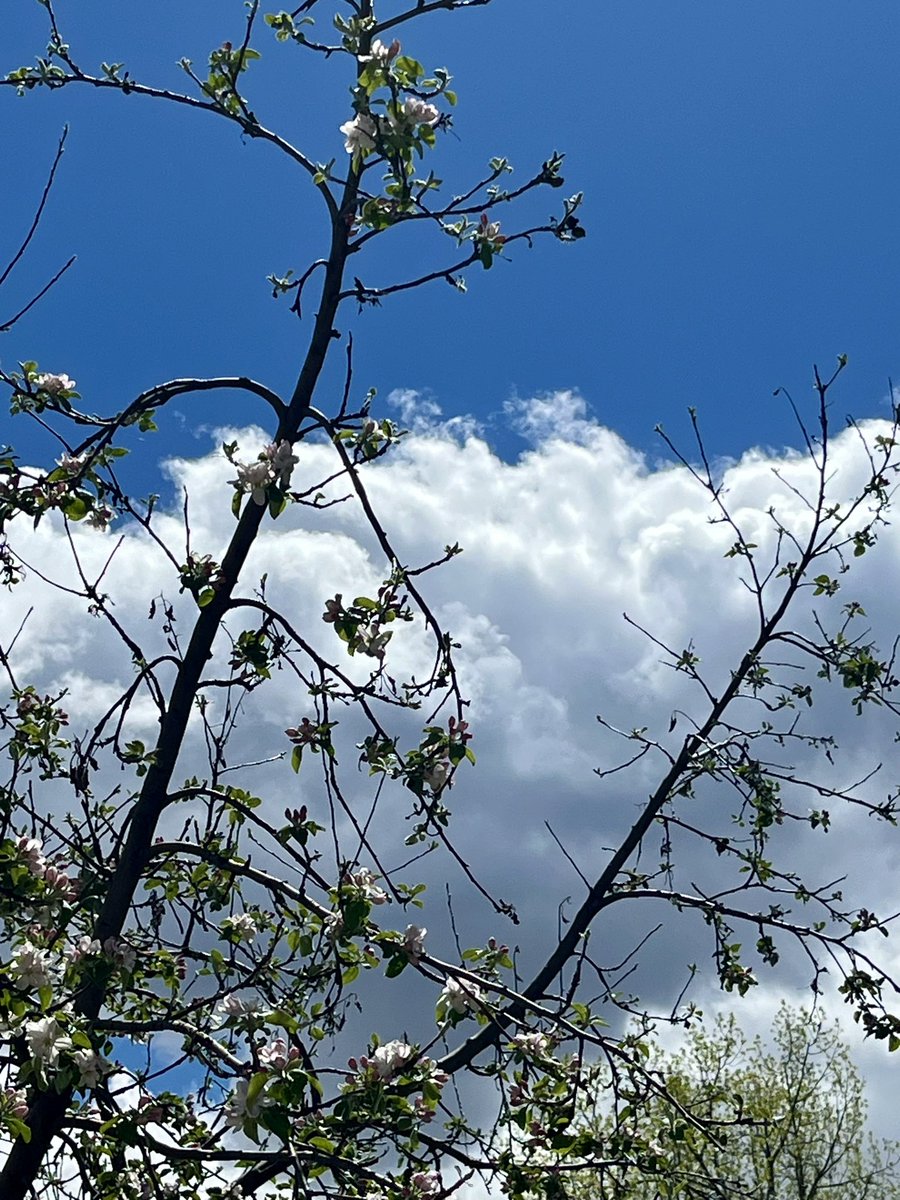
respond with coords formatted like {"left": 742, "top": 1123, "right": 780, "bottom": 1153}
{"left": 570, "top": 1005, "right": 899, "bottom": 1200}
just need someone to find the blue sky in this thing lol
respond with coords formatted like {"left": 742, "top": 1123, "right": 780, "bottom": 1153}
{"left": 4, "top": 0, "right": 900, "bottom": 486}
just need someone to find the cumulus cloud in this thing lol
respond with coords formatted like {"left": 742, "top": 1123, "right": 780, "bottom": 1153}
{"left": 5, "top": 390, "right": 900, "bottom": 1131}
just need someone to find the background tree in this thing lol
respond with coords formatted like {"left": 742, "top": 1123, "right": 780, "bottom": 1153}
{"left": 569, "top": 1005, "right": 900, "bottom": 1200}
{"left": 1, "top": 4, "right": 900, "bottom": 1200}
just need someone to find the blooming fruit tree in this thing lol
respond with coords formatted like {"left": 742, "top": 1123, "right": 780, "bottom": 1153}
{"left": 1, "top": 3, "right": 900, "bottom": 1200}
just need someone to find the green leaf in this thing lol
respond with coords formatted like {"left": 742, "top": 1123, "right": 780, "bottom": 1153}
{"left": 245, "top": 1070, "right": 269, "bottom": 1109}
{"left": 63, "top": 496, "right": 89, "bottom": 521}
{"left": 262, "top": 1107, "right": 292, "bottom": 1144}
{"left": 291, "top": 745, "right": 303, "bottom": 773}
{"left": 385, "top": 954, "right": 408, "bottom": 978}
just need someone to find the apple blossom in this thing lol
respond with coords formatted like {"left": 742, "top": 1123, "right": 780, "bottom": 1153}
{"left": 16, "top": 836, "right": 46, "bottom": 875}
{"left": 218, "top": 994, "right": 260, "bottom": 1017}
{"left": 511, "top": 1031, "right": 552, "bottom": 1058}
{"left": 233, "top": 458, "right": 271, "bottom": 505}
{"left": 25, "top": 1017, "right": 74, "bottom": 1068}
{"left": 360, "top": 38, "right": 401, "bottom": 65}
{"left": 86, "top": 503, "right": 115, "bottom": 531}
{"left": 10, "top": 941, "right": 52, "bottom": 989}
{"left": 403, "top": 924, "right": 427, "bottom": 961}
{"left": 340, "top": 112, "right": 377, "bottom": 158}
{"left": 323, "top": 910, "right": 345, "bottom": 940}
{"left": 72, "top": 1047, "right": 112, "bottom": 1088}
{"left": 407, "top": 1172, "right": 442, "bottom": 1198}
{"left": 258, "top": 1035, "right": 298, "bottom": 1070}
{"left": 348, "top": 867, "right": 389, "bottom": 905}
{"left": 224, "top": 1077, "right": 273, "bottom": 1128}
{"left": 264, "top": 439, "right": 299, "bottom": 487}
{"left": 103, "top": 936, "right": 137, "bottom": 973}
{"left": 398, "top": 97, "right": 440, "bottom": 128}
{"left": 368, "top": 1039, "right": 415, "bottom": 1081}
{"left": 423, "top": 760, "right": 450, "bottom": 793}
{"left": 439, "top": 974, "right": 484, "bottom": 1015}
{"left": 2, "top": 1088, "right": 29, "bottom": 1120}
{"left": 68, "top": 936, "right": 101, "bottom": 962}
{"left": 56, "top": 451, "right": 89, "bottom": 474}
{"left": 221, "top": 912, "right": 258, "bottom": 942}
{"left": 322, "top": 594, "right": 343, "bottom": 623}
{"left": 34, "top": 373, "right": 76, "bottom": 395}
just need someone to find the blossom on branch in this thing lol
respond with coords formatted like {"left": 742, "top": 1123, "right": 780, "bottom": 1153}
{"left": 367, "top": 1039, "right": 415, "bottom": 1081}
{"left": 221, "top": 912, "right": 259, "bottom": 943}
{"left": 439, "top": 974, "right": 484, "bottom": 1015}
{"left": 340, "top": 112, "right": 378, "bottom": 160}
{"left": 347, "top": 867, "right": 389, "bottom": 905}
{"left": 397, "top": 98, "right": 439, "bottom": 129}
{"left": 72, "top": 1048, "right": 112, "bottom": 1089}
{"left": 25, "top": 1017, "right": 73, "bottom": 1069}
{"left": 224, "top": 1077, "right": 273, "bottom": 1128}
{"left": 34, "top": 373, "right": 76, "bottom": 396}
{"left": 360, "top": 38, "right": 401, "bottom": 65}
{"left": 403, "top": 924, "right": 427, "bottom": 961}
{"left": 10, "top": 942, "right": 52, "bottom": 989}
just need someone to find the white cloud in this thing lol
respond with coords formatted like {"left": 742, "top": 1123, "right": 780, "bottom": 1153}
{"left": 6, "top": 389, "right": 900, "bottom": 1145}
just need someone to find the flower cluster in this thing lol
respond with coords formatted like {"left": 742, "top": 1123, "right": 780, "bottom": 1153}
{"left": 510, "top": 1031, "right": 553, "bottom": 1059}
{"left": 359, "top": 38, "right": 401, "bottom": 66}
{"left": 10, "top": 941, "right": 52, "bottom": 989}
{"left": 221, "top": 912, "right": 260, "bottom": 943}
{"left": 35, "top": 372, "right": 76, "bottom": 397}
{"left": 22, "top": 1015, "right": 112, "bottom": 1089}
{"left": 258, "top": 1034, "right": 300, "bottom": 1071}
{"left": 322, "top": 579, "right": 413, "bottom": 659}
{"left": 439, "top": 974, "right": 485, "bottom": 1017}
{"left": 1, "top": 1088, "right": 28, "bottom": 1120}
{"left": 15, "top": 834, "right": 78, "bottom": 901}
{"left": 403, "top": 924, "right": 427, "bottom": 961}
{"left": 347, "top": 867, "right": 389, "bottom": 905}
{"left": 224, "top": 1076, "right": 273, "bottom": 1128}
{"left": 228, "top": 439, "right": 299, "bottom": 507}
{"left": 340, "top": 98, "right": 440, "bottom": 163}
{"left": 362, "top": 1039, "right": 416, "bottom": 1081}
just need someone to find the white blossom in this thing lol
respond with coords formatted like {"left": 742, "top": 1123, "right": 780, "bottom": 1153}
{"left": 403, "top": 924, "right": 427, "bottom": 961}
{"left": 360, "top": 38, "right": 400, "bottom": 65}
{"left": 511, "top": 1031, "right": 552, "bottom": 1058}
{"left": 35, "top": 373, "right": 76, "bottom": 395}
{"left": 25, "top": 1017, "right": 73, "bottom": 1068}
{"left": 258, "top": 1035, "right": 297, "bottom": 1070}
{"left": 423, "top": 760, "right": 450, "bottom": 793}
{"left": 323, "top": 910, "right": 345, "bottom": 940}
{"left": 69, "top": 936, "right": 101, "bottom": 962}
{"left": 103, "top": 936, "right": 137, "bottom": 973}
{"left": 56, "top": 451, "right": 89, "bottom": 474}
{"left": 340, "top": 112, "right": 377, "bottom": 157}
{"left": 233, "top": 459, "right": 271, "bottom": 505}
{"left": 224, "top": 1077, "right": 272, "bottom": 1127}
{"left": 399, "top": 98, "right": 439, "bottom": 127}
{"left": 72, "top": 1047, "right": 111, "bottom": 1088}
{"left": 348, "top": 867, "right": 389, "bottom": 905}
{"left": 368, "top": 1039, "right": 415, "bottom": 1080}
{"left": 409, "top": 1172, "right": 442, "bottom": 1197}
{"left": 439, "top": 975, "right": 484, "bottom": 1015}
{"left": 218, "top": 994, "right": 259, "bottom": 1017}
{"left": 10, "top": 942, "right": 52, "bottom": 989}
{"left": 2, "top": 1088, "right": 28, "bottom": 1119}
{"left": 86, "top": 504, "right": 115, "bottom": 531}
{"left": 264, "top": 439, "right": 299, "bottom": 487}
{"left": 16, "top": 836, "right": 46, "bottom": 875}
{"left": 222, "top": 912, "right": 258, "bottom": 942}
